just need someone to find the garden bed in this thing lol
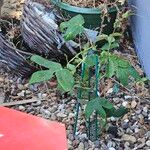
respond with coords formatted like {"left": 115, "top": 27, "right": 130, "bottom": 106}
{"left": 0, "top": 0, "right": 150, "bottom": 149}
{"left": 0, "top": 59, "right": 150, "bottom": 149}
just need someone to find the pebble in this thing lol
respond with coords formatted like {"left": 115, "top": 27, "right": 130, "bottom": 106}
{"left": 122, "top": 101, "right": 128, "bottom": 107}
{"left": 143, "top": 107, "right": 148, "bottom": 113}
{"left": 122, "top": 134, "right": 136, "bottom": 143}
{"left": 51, "top": 114, "right": 57, "bottom": 120}
{"left": 78, "top": 142, "right": 84, "bottom": 150}
{"left": 146, "top": 140, "right": 150, "bottom": 147}
{"left": 17, "top": 90, "right": 25, "bottom": 97}
{"left": 68, "top": 113, "right": 75, "bottom": 119}
{"left": 18, "top": 105, "right": 25, "bottom": 111}
{"left": 109, "top": 147, "right": 116, "bottom": 150}
{"left": 131, "top": 100, "right": 137, "bottom": 108}
{"left": 56, "top": 113, "right": 67, "bottom": 118}
{"left": 124, "top": 95, "right": 132, "bottom": 100}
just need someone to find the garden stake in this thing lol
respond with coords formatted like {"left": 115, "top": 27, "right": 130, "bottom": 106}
{"left": 73, "top": 63, "right": 85, "bottom": 135}
{"left": 74, "top": 52, "right": 100, "bottom": 141}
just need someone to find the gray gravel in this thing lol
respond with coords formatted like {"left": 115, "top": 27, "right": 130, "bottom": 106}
{"left": 0, "top": 65, "right": 150, "bottom": 150}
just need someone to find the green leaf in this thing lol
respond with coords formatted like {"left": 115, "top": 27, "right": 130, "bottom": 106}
{"left": 29, "top": 70, "right": 54, "bottom": 84}
{"left": 110, "top": 42, "right": 119, "bottom": 49}
{"left": 106, "top": 59, "right": 116, "bottom": 78}
{"left": 56, "top": 69, "right": 74, "bottom": 92}
{"left": 101, "top": 43, "right": 109, "bottom": 51}
{"left": 84, "top": 54, "right": 98, "bottom": 67}
{"left": 67, "top": 64, "right": 76, "bottom": 74}
{"left": 60, "top": 15, "right": 85, "bottom": 41}
{"left": 85, "top": 97, "right": 113, "bottom": 119}
{"left": 105, "top": 106, "right": 128, "bottom": 117}
{"left": 31, "top": 55, "right": 62, "bottom": 72}
{"left": 116, "top": 67, "right": 129, "bottom": 86}
{"left": 128, "top": 66, "right": 141, "bottom": 81}
{"left": 99, "top": 98, "right": 114, "bottom": 109}
{"left": 113, "top": 107, "right": 128, "bottom": 117}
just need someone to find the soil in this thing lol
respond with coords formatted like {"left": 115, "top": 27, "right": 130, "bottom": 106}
{"left": 62, "top": 0, "right": 113, "bottom": 8}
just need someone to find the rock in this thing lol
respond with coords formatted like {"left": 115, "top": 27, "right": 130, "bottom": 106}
{"left": 124, "top": 95, "right": 132, "bottom": 100}
{"left": 56, "top": 113, "right": 67, "bottom": 118}
{"left": 108, "top": 126, "right": 118, "bottom": 137}
{"left": 68, "top": 139, "right": 73, "bottom": 150}
{"left": 146, "top": 140, "right": 150, "bottom": 147}
{"left": 110, "top": 117, "right": 117, "bottom": 122}
{"left": 122, "top": 101, "right": 128, "bottom": 107}
{"left": 107, "top": 88, "right": 113, "bottom": 94}
{"left": 18, "top": 105, "right": 25, "bottom": 111}
{"left": 0, "top": 77, "right": 4, "bottom": 82}
{"left": 51, "top": 114, "right": 56, "bottom": 120}
{"left": 78, "top": 134, "right": 87, "bottom": 140}
{"left": 68, "top": 113, "right": 75, "bottom": 119}
{"left": 107, "top": 141, "right": 113, "bottom": 147}
{"left": 109, "top": 147, "right": 116, "bottom": 150}
{"left": 68, "top": 134, "right": 74, "bottom": 141}
{"left": 122, "top": 134, "right": 136, "bottom": 143}
{"left": 134, "top": 128, "right": 140, "bottom": 133}
{"left": 78, "top": 142, "right": 84, "bottom": 150}
{"left": 143, "top": 106, "right": 148, "bottom": 113}
{"left": 17, "top": 90, "right": 25, "bottom": 97}
{"left": 123, "top": 119, "right": 129, "bottom": 123}
{"left": 43, "top": 110, "right": 51, "bottom": 117}
{"left": 32, "top": 100, "right": 42, "bottom": 106}
{"left": 131, "top": 100, "right": 137, "bottom": 108}
{"left": 17, "top": 84, "right": 26, "bottom": 90}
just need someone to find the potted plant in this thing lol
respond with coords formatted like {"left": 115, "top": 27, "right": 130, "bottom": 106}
{"left": 51, "top": 0, "right": 125, "bottom": 32}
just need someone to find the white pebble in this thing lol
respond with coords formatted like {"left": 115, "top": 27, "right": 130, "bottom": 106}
{"left": 122, "top": 101, "right": 128, "bottom": 107}
{"left": 109, "top": 148, "right": 116, "bottom": 150}
{"left": 146, "top": 140, "right": 150, "bottom": 146}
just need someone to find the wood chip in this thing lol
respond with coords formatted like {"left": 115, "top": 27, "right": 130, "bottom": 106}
{"left": 0, "top": 98, "right": 46, "bottom": 107}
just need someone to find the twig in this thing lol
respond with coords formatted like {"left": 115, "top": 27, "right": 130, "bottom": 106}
{"left": 0, "top": 98, "right": 46, "bottom": 107}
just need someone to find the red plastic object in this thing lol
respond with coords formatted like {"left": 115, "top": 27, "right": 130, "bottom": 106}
{"left": 0, "top": 106, "right": 67, "bottom": 150}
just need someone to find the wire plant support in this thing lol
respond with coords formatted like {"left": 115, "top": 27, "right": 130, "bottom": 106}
{"left": 74, "top": 49, "right": 100, "bottom": 141}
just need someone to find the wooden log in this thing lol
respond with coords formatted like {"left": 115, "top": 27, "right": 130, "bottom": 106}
{"left": 21, "top": 0, "right": 78, "bottom": 61}
{"left": 0, "top": 33, "right": 36, "bottom": 76}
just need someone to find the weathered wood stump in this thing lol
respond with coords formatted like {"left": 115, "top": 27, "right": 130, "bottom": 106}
{"left": 21, "top": 0, "right": 78, "bottom": 61}
{"left": 0, "top": 33, "right": 36, "bottom": 76}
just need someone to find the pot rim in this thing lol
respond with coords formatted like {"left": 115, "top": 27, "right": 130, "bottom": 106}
{"left": 51, "top": 0, "right": 118, "bottom": 14}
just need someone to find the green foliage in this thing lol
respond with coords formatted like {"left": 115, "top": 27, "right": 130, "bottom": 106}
{"left": 29, "top": 70, "right": 54, "bottom": 84}
{"left": 56, "top": 69, "right": 74, "bottom": 92}
{"left": 101, "top": 51, "right": 141, "bottom": 85}
{"left": 31, "top": 55, "right": 62, "bottom": 72}
{"left": 29, "top": 55, "right": 74, "bottom": 92}
{"left": 85, "top": 97, "right": 113, "bottom": 119}
{"left": 60, "top": 14, "right": 85, "bottom": 41}
{"left": 29, "top": 13, "right": 141, "bottom": 137}
{"left": 105, "top": 106, "right": 128, "bottom": 118}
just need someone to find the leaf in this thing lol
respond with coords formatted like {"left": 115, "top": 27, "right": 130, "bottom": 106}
{"left": 96, "top": 34, "right": 108, "bottom": 42}
{"left": 60, "top": 15, "right": 85, "bottom": 41}
{"left": 116, "top": 67, "right": 129, "bottom": 86}
{"left": 56, "top": 69, "right": 74, "bottom": 92}
{"left": 67, "top": 64, "right": 76, "bottom": 74}
{"left": 29, "top": 70, "right": 54, "bottom": 84}
{"left": 85, "top": 97, "right": 113, "bottom": 119}
{"left": 99, "top": 98, "right": 114, "bottom": 109}
{"left": 84, "top": 54, "right": 98, "bottom": 67}
{"left": 105, "top": 106, "right": 128, "bottom": 117}
{"left": 101, "top": 43, "right": 109, "bottom": 51}
{"left": 106, "top": 59, "right": 116, "bottom": 78}
{"left": 31, "top": 55, "right": 62, "bottom": 72}
{"left": 128, "top": 66, "right": 141, "bottom": 81}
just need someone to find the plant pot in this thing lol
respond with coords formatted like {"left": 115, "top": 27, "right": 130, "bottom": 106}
{"left": 51, "top": 0, "right": 118, "bottom": 33}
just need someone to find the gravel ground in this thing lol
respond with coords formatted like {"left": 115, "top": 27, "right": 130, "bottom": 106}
{"left": 0, "top": 64, "right": 150, "bottom": 150}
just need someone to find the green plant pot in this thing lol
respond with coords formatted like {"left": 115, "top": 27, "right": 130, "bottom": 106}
{"left": 51, "top": 0, "right": 118, "bottom": 33}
